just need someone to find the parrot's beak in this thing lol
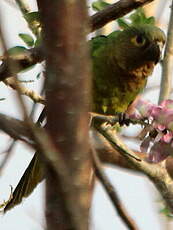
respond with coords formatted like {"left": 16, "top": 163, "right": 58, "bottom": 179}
{"left": 156, "top": 40, "right": 165, "bottom": 63}
{"left": 144, "top": 40, "right": 164, "bottom": 64}
{"left": 157, "top": 41, "right": 164, "bottom": 53}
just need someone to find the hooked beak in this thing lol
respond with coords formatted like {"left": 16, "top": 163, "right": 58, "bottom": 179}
{"left": 156, "top": 40, "right": 165, "bottom": 63}
{"left": 143, "top": 40, "right": 165, "bottom": 64}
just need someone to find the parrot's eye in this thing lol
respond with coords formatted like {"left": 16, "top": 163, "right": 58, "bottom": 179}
{"left": 131, "top": 35, "right": 146, "bottom": 47}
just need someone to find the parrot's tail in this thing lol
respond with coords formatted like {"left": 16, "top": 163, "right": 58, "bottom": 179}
{"left": 4, "top": 153, "right": 44, "bottom": 212}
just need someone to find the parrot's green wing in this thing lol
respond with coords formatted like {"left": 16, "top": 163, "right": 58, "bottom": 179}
{"left": 4, "top": 153, "right": 44, "bottom": 212}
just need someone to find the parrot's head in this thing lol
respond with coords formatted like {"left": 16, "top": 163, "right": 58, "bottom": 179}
{"left": 113, "top": 24, "right": 166, "bottom": 77}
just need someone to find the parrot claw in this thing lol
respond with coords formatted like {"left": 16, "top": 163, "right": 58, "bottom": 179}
{"left": 117, "top": 112, "right": 130, "bottom": 126}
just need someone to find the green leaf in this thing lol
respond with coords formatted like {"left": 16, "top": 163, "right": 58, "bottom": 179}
{"left": 24, "top": 11, "right": 40, "bottom": 25}
{"left": 34, "top": 36, "right": 42, "bottom": 47}
{"left": 117, "top": 18, "right": 130, "bottom": 29}
{"left": 19, "top": 33, "right": 34, "bottom": 47}
{"left": 24, "top": 12, "right": 41, "bottom": 36}
{"left": 160, "top": 207, "right": 173, "bottom": 218}
{"left": 7, "top": 46, "right": 27, "bottom": 56}
{"left": 92, "top": 0, "right": 110, "bottom": 11}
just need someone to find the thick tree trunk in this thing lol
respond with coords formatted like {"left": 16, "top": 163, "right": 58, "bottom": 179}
{"left": 37, "top": 1, "right": 92, "bottom": 230}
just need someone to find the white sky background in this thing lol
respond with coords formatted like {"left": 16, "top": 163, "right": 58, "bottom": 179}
{"left": 0, "top": 0, "right": 172, "bottom": 229}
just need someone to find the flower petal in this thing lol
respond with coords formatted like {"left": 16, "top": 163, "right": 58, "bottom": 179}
{"left": 147, "top": 142, "right": 172, "bottom": 163}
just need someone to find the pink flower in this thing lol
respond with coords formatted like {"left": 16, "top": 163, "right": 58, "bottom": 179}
{"left": 160, "top": 99, "right": 173, "bottom": 109}
{"left": 134, "top": 99, "right": 173, "bottom": 162}
{"left": 147, "top": 142, "right": 171, "bottom": 163}
{"left": 161, "top": 132, "right": 173, "bottom": 143}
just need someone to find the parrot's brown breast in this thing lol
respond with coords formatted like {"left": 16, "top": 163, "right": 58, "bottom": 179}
{"left": 129, "top": 61, "right": 155, "bottom": 79}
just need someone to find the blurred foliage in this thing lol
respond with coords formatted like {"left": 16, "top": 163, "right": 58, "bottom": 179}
{"left": 92, "top": 0, "right": 110, "bottom": 11}
{"left": 19, "top": 33, "right": 35, "bottom": 47}
{"left": 6, "top": 11, "right": 42, "bottom": 75}
{"left": 24, "top": 11, "right": 41, "bottom": 36}
{"left": 24, "top": 11, "right": 40, "bottom": 25}
{"left": 7, "top": 46, "right": 27, "bottom": 55}
{"left": 23, "top": 11, "right": 42, "bottom": 46}
{"left": 160, "top": 207, "right": 173, "bottom": 218}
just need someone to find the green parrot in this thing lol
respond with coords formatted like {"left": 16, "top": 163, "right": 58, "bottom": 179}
{"left": 4, "top": 24, "right": 166, "bottom": 211}
{"left": 91, "top": 24, "right": 165, "bottom": 114}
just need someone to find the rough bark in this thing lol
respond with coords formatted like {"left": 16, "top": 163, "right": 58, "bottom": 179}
{"left": 37, "top": 1, "right": 92, "bottom": 230}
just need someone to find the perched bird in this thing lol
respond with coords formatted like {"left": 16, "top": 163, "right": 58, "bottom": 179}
{"left": 91, "top": 24, "right": 165, "bottom": 114}
{"left": 4, "top": 24, "right": 166, "bottom": 211}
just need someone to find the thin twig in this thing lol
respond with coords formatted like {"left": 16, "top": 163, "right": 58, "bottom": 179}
{"left": 4, "top": 78, "right": 45, "bottom": 104}
{"left": 29, "top": 85, "right": 45, "bottom": 120}
{"left": 92, "top": 146, "right": 139, "bottom": 230}
{"left": 95, "top": 123, "right": 142, "bottom": 161}
{"left": 159, "top": 0, "right": 173, "bottom": 103}
{"left": 0, "top": 141, "right": 16, "bottom": 172}
{"left": 0, "top": 113, "right": 34, "bottom": 146}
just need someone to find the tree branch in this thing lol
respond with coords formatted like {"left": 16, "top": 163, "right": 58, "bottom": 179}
{"left": 3, "top": 109, "right": 173, "bottom": 216}
{"left": 94, "top": 123, "right": 173, "bottom": 213}
{"left": 4, "top": 78, "right": 45, "bottom": 104}
{"left": 159, "top": 0, "right": 173, "bottom": 103}
{"left": 0, "top": 141, "right": 16, "bottom": 173}
{"left": 20, "top": 123, "right": 87, "bottom": 230}
{"left": 90, "top": 0, "right": 154, "bottom": 31}
{"left": 0, "top": 110, "right": 137, "bottom": 172}
{"left": 37, "top": 0, "right": 92, "bottom": 229}
{"left": 92, "top": 146, "right": 139, "bottom": 230}
{"left": 90, "top": 127, "right": 141, "bottom": 171}
{"left": 0, "top": 113, "right": 33, "bottom": 145}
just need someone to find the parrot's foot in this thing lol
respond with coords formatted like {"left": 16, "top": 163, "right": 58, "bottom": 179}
{"left": 117, "top": 112, "right": 130, "bottom": 126}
